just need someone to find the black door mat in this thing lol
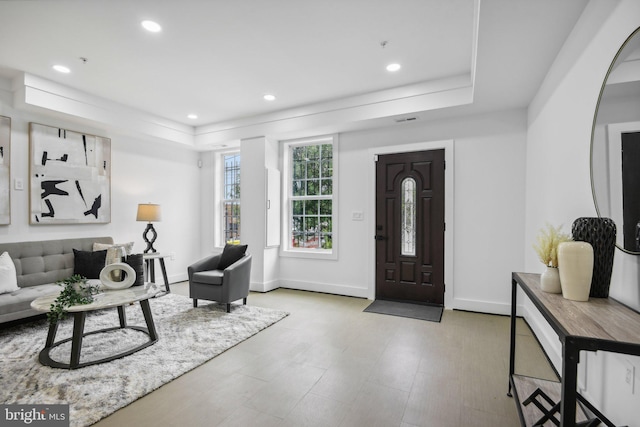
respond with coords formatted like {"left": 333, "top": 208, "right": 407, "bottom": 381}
{"left": 364, "top": 299, "right": 443, "bottom": 323}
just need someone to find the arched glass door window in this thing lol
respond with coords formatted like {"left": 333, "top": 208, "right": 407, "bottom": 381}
{"left": 401, "top": 177, "right": 416, "bottom": 256}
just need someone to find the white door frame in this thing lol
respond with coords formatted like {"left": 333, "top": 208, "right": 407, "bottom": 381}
{"left": 367, "top": 139, "right": 455, "bottom": 308}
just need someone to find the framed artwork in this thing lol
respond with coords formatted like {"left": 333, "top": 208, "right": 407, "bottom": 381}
{"left": 29, "top": 123, "right": 111, "bottom": 224}
{"left": 0, "top": 116, "right": 10, "bottom": 225}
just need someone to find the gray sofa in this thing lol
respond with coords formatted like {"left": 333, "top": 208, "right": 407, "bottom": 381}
{"left": 0, "top": 236, "right": 113, "bottom": 324}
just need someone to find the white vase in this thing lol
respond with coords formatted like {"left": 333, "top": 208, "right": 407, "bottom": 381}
{"left": 540, "top": 266, "right": 561, "bottom": 293}
{"left": 558, "top": 241, "right": 594, "bottom": 302}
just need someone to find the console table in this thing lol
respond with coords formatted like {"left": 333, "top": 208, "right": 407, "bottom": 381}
{"left": 509, "top": 272, "right": 640, "bottom": 426}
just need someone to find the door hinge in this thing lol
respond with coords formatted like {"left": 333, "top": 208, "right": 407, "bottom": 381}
{"left": 374, "top": 154, "right": 379, "bottom": 162}
{"left": 444, "top": 160, "right": 446, "bottom": 170}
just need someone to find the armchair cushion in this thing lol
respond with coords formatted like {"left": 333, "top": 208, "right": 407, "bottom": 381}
{"left": 193, "top": 270, "right": 224, "bottom": 285}
{"left": 217, "top": 244, "right": 248, "bottom": 270}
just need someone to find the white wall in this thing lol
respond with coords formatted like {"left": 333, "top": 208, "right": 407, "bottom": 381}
{"left": 525, "top": 1, "right": 640, "bottom": 425}
{"left": 0, "top": 83, "right": 201, "bottom": 285}
{"left": 278, "top": 108, "right": 527, "bottom": 313}
{"left": 196, "top": 108, "right": 527, "bottom": 313}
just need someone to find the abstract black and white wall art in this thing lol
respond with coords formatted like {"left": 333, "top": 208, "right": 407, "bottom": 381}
{"left": 29, "top": 123, "right": 111, "bottom": 224}
{"left": 0, "top": 116, "right": 10, "bottom": 225}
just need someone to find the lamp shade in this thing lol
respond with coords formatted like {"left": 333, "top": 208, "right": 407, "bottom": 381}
{"left": 136, "top": 203, "right": 161, "bottom": 222}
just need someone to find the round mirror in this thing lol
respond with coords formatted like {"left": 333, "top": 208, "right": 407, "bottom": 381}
{"left": 591, "top": 26, "right": 640, "bottom": 254}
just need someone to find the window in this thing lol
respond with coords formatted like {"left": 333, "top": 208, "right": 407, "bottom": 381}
{"left": 222, "top": 153, "right": 241, "bottom": 245}
{"left": 283, "top": 136, "right": 338, "bottom": 258}
{"left": 401, "top": 177, "right": 416, "bottom": 256}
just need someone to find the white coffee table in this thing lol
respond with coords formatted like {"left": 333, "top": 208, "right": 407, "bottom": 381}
{"left": 31, "top": 283, "right": 163, "bottom": 369}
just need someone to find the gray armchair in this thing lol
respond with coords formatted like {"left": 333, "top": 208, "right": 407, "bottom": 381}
{"left": 187, "top": 253, "right": 252, "bottom": 313}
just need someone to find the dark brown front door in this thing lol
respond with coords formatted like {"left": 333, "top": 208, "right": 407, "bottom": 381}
{"left": 375, "top": 150, "right": 445, "bottom": 305}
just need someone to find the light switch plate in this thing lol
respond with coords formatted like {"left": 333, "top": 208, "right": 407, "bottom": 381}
{"left": 352, "top": 211, "right": 364, "bottom": 221}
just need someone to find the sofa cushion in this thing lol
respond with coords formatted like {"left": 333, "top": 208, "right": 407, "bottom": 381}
{"left": 0, "top": 283, "right": 61, "bottom": 322}
{"left": 193, "top": 270, "right": 224, "bottom": 285}
{"left": 73, "top": 249, "right": 107, "bottom": 279}
{"left": 0, "top": 252, "right": 19, "bottom": 294}
{"left": 218, "top": 244, "right": 248, "bottom": 270}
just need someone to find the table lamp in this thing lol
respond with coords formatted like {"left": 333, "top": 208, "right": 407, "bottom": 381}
{"left": 136, "top": 203, "right": 161, "bottom": 253}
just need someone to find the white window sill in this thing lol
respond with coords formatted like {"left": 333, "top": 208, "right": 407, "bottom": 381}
{"left": 279, "top": 248, "right": 337, "bottom": 261}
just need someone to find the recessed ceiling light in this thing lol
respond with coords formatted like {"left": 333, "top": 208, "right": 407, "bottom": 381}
{"left": 53, "top": 65, "right": 71, "bottom": 74}
{"left": 187, "top": 114, "right": 198, "bottom": 120}
{"left": 386, "top": 63, "right": 401, "bottom": 72}
{"left": 141, "top": 20, "right": 162, "bottom": 32}
{"left": 263, "top": 94, "right": 276, "bottom": 101}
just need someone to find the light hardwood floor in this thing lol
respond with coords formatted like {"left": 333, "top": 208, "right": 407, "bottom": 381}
{"left": 93, "top": 283, "right": 557, "bottom": 427}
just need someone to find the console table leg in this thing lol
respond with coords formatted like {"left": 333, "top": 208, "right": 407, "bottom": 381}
{"left": 561, "top": 337, "right": 580, "bottom": 427}
{"left": 508, "top": 278, "right": 517, "bottom": 397}
{"left": 70, "top": 312, "right": 87, "bottom": 368}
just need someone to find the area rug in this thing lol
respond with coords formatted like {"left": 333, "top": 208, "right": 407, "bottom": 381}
{"left": 364, "top": 299, "right": 443, "bottom": 322}
{"left": 0, "top": 294, "right": 288, "bottom": 427}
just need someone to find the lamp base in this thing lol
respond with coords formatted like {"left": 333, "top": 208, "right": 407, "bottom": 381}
{"left": 143, "top": 223, "right": 158, "bottom": 253}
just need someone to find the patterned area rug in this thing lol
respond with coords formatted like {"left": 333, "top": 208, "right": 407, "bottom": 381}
{"left": 0, "top": 294, "right": 288, "bottom": 427}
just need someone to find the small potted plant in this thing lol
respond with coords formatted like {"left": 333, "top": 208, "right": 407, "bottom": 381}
{"left": 48, "top": 275, "right": 101, "bottom": 324}
{"left": 533, "top": 223, "right": 572, "bottom": 293}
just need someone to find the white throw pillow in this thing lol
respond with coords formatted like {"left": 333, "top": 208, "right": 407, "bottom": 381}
{"left": 93, "top": 242, "right": 134, "bottom": 256}
{"left": 0, "top": 251, "right": 19, "bottom": 294}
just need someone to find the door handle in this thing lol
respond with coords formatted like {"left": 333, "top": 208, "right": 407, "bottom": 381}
{"left": 375, "top": 235, "right": 386, "bottom": 241}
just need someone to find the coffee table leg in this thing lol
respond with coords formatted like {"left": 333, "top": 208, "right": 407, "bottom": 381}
{"left": 70, "top": 312, "right": 87, "bottom": 368}
{"left": 140, "top": 300, "right": 158, "bottom": 341}
{"left": 118, "top": 305, "right": 127, "bottom": 328}
{"left": 45, "top": 320, "right": 59, "bottom": 348}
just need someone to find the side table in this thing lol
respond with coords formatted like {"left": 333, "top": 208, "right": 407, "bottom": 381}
{"left": 143, "top": 252, "right": 170, "bottom": 293}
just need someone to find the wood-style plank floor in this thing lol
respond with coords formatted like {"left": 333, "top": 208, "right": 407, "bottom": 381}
{"left": 93, "top": 283, "right": 557, "bottom": 427}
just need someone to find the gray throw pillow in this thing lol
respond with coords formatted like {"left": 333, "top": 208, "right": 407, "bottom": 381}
{"left": 217, "top": 244, "right": 247, "bottom": 270}
{"left": 123, "top": 254, "right": 145, "bottom": 286}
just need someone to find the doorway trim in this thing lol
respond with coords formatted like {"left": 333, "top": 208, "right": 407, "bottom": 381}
{"left": 367, "top": 139, "right": 454, "bottom": 308}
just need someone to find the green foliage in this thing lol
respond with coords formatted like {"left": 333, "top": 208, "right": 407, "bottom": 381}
{"left": 47, "top": 275, "right": 101, "bottom": 324}
{"left": 533, "top": 223, "right": 572, "bottom": 267}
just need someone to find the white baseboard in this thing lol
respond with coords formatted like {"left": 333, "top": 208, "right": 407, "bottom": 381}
{"left": 250, "top": 279, "right": 281, "bottom": 293}
{"left": 450, "top": 297, "right": 522, "bottom": 316}
{"left": 168, "top": 272, "right": 188, "bottom": 284}
{"left": 277, "top": 279, "right": 369, "bottom": 299}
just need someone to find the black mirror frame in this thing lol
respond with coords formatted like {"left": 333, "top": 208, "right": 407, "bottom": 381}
{"left": 590, "top": 26, "right": 640, "bottom": 255}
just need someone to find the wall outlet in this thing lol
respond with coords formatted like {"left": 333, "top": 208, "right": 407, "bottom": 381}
{"left": 352, "top": 211, "right": 364, "bottom": 221}
{"left": 623, "top": 359, "right": 635, "bottom": 394}
{"left": 169, "top": 252, "right": 176, "bottom": 261}
{"left": 14, "top": 178, "right": 23, "bottom": 191}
